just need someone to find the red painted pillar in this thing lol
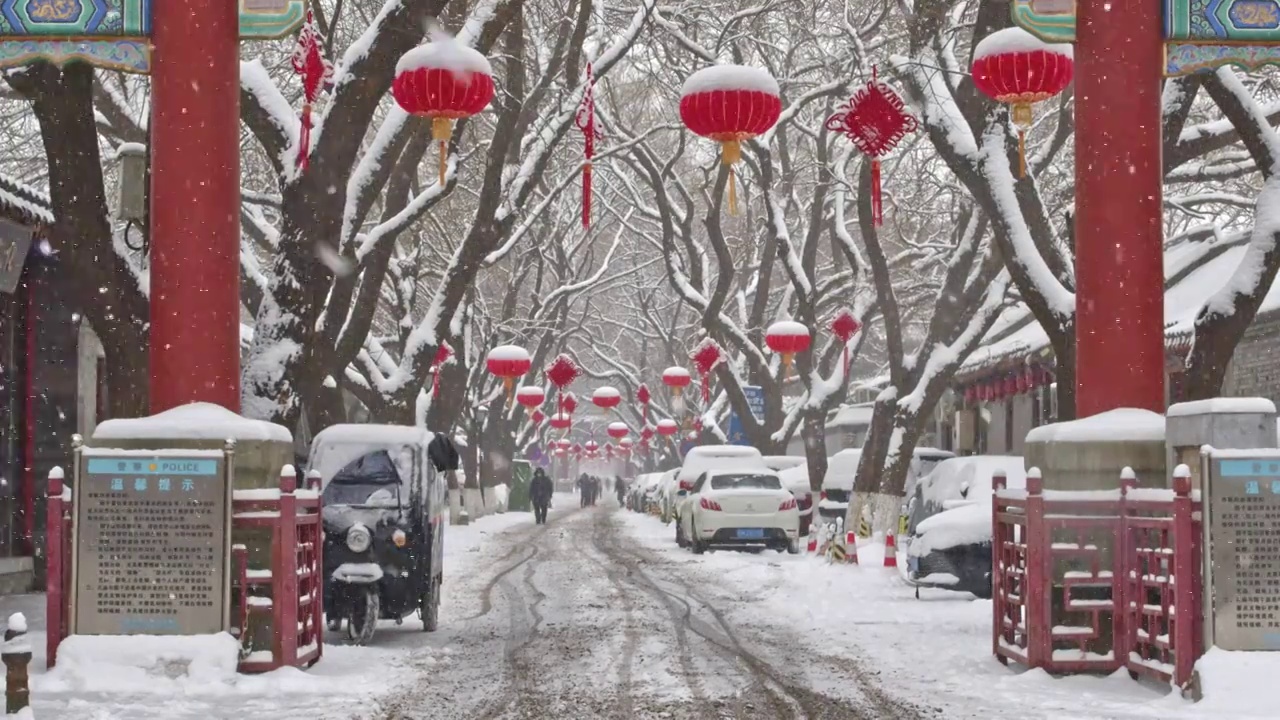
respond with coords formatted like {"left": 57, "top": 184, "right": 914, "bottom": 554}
{"left": 1074, "top": 1, "right": 1165, "bottom": 416}
{"left": 149, "top": 0, "right": 242, "bottom": 413}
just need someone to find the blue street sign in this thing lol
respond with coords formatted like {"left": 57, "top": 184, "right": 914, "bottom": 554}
{"left": 727, "top": 385, "right": 765, "bottom": 446}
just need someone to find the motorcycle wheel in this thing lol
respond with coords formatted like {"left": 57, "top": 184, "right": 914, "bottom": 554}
{"left": 419, "top": 575, "right": 441, "bottom": 632}
{"left": 345, "top": 587, "right": 380, "bottom": 646}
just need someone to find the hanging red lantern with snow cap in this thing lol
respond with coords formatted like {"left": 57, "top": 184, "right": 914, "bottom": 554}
{"left": 765, "top": 321, "right": 811, "bottom": 380}
{"left": 656, "top": 418, "right": 679, "bottom": 437}
{"left": 679, "top": 65, "right": 782, "bottom": 216}
{"left": 516, "top": 386, "right": 545, "bottom": 409}
{"left": 486, "top": 345, "right": 531, "bottom": 404}
{"left": 392, "top": 30, "right": 496, "bottom": 186}
{"left": 549, "top": 412, "right": 572, "bottom": 430}
{"left": 662, "top": 367, "right": 692, "bottom": 396}
{"left": 592, "top": 386, "right": 622, "bottom": 410}
{"left": 690, "top": 339, "right": 724, "bottom": 404}
{"left": 607, "top": 422, "right": 629, "bottom": 440}
{"left": 825, "top": 67, "right": 918, "bottom": 226}
{"left": 970, "top": 27, "right": 1074, "bottom": 178}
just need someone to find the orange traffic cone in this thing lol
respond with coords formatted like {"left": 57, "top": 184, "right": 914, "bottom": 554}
{"left": 884, "top": 531, "right": 897, "bottom": 568}
{"left": 845, "top": 530, "right": 859, "bottom": 564}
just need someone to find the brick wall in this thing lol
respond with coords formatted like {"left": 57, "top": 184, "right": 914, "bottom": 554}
{"left": 1228, "top": 310, "right": 1280, "bottom": 404}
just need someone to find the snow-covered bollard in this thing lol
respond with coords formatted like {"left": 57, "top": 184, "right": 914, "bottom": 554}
{"left": 3, "top": 612, "right": 32, "bottom": 715}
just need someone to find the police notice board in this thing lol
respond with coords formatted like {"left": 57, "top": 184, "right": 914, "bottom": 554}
{"left": 72, "top": 448, "right": 233, "bottom": 635}
{"left": 1207, "top": 454, "right": 1280, "bottom": 650}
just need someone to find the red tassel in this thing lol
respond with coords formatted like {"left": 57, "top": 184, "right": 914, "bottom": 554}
{"left": 843, "top": 347, "right": 850, "bottom": 377}
{"left": 297, "top": 103, "right": 312, "bottom": 171}
{"left": 582, "top": 163, "right": 592, "bottom": 229}
{"left": 432, "top": 365, "right": 440, "bottom": 396}
{"left": 870, "top": 158, "right": 883, "bottom": 227}
{"left": 701, "top": 374, "right": 711, "bottom": 404}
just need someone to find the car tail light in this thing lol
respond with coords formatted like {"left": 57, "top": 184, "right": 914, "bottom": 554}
{"left": 779, "top": 498, "right": 797, "bottom": 511}
{"left": 700, "top": 497, "right": 722, "bottom": 511}
{"left": 820, "top": 490, "right": 828, "bottom": 501}
{"left": 679, "top": 480, "right": 694, "bottom": 492}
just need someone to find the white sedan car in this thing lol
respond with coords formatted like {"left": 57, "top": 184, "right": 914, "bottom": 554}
{"left": 680, "top": 470, "right": 800, "bottom": 554}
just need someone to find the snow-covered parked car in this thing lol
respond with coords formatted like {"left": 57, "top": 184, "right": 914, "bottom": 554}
{"left": 657, "top": 469, "right": 680, "bottom": 523}
{"left": 819, "top": 447, "right": 954, "bottom": 527}
{"left": 679, "top": 469, "right": 800, "bottom": 554}
{"left": 904, "top": 455, "right": 1026, "bottom": 598}
{"left": 775, "top": 462, "right": 816, "bottom": 536}
{"left": 637, "top": 472, "right": 665, "bottom": 513}
{"left": 674, "top": 446, "right": 769, "bottom": 547}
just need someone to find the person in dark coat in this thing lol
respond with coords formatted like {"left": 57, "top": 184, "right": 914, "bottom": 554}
{"left": 614, "top": 475, "right": 627, "bottom": 507}
{"left": 530, "top": 468, "right": 553, "bottom": 524}
{"left": 577, "top": 473, "right": 591, "bottom": 508}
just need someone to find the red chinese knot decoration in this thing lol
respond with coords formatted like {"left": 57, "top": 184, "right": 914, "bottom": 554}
{"left": 636, "top": 384, "right": 651, "bottom": 422}
{"left": 392, "top": 35, "right": 496, "bottom": 185}
{"left": 291, "top": 11, "right": 333, "bottom": 172}
{"left": 531, "top": 409, "right": 545, "bottom": 426}
{"left": 690, "top": 339, "right": 724, "bottom": 404}
{"left": 562, "top": 393, "right": 579, "bottom": 415}
{"left": 679, "top": 65, "right": 782, "bottom": 216}
{"left": 830, "top": 309, "right": 862, "bottom": 375}
{"left": 970, "top": 28, "right": 1074, "bottom": 178}
{"left": 430, "top": 341, "right": 453, "bottom": 397}
{"left": 825, "top": 67, "right": 918, "bottom": 226}
{"left": 545, "top": 354, "right": 580, "bottom": 415}
{"left": 575, "top": 62, "right": 604, "bottom": 229}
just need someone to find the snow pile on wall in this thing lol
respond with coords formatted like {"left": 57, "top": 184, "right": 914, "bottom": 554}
{"left": 43, "top": 634, "right": 241, "bottom": 694}
{"left": 1167, "top": 397, "right": 1277, "bottom": 417}
{"left": 94, "top": 402, "right": 292, "bottom": 443}
{"left": 1025, "top": 408, "right": 1165, "bottom": 444}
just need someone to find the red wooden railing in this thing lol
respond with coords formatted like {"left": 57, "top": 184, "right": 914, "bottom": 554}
{"left": 992, "top": 465, "right": 1204, "bottom": 688}
{"left": 46, "top": 465, "right": 323, "bottom": 673}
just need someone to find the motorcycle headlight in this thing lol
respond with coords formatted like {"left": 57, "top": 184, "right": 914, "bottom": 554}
{"left": 347, "top": 524, "right": 372, "bottom": 553}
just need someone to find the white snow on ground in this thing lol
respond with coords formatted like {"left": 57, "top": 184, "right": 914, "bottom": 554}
{"left": 614, "top": 511, "right": 1278, "bottom": 719}
{"left": 0, "top": 503, "right": 543, "bottom": 720}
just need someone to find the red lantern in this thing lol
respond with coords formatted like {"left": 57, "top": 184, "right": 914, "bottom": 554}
{"left": 593, "top": 386, "right": 622, "bottom": 410}
{"left": 679, "top": 65, "right": 782, "bottom": 215}
{"left": 584, "top": 440, "right": 599, "bottom": 453}
{"left": 516, "top": 386, "right": 545, "bottom": 409}
{"left": 486, "top": 345, "right": 531, "bottom": 403}
{"left": 607, "top": 422, "right": 629, "bottom": 440}
{"left": 656, "top": 419, "right": 679, "bottom": 437}
{"left": 291, "top": 10, "right": 333, "bottom": 172}
{"left": 765, "top": 321, "right": 811, "bottom": 379}
{"left": 825, "top": 67, "right": 919, "bottom": 226}
{"left": 971, "top": 28, "right": 1074, "bottom": 178}
{"left": 557, "top": 439, "right": 572, "bottom": 450}
{"left": 619, "top": 438, "right": 634, "bottom": 450}
{"left": 392, "top": 36, "right": 496, "bottom": 185}
{"left": 830, "top": 309, "right": 862, "bottom": 375}
{"left": 691, "top": 339, "right": 724, "bottom": 404}
{"left": 575, "top": 62, "right": 604, "bottom": 228}
{"left": 549, "top": 412, "right": 571, "bottom": 430}
{"left": 662, "top": 367, "right": 692, "bottom": 396}
{"left": 562, "top": 393, "right": 579, "bottom": 415}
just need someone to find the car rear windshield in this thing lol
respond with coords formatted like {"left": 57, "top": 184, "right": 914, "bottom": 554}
{"left": 710, "top": 474, "right": 781, "bottom": 490}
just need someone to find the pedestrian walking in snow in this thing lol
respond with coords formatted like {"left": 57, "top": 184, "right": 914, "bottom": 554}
{"left": 577, "top": 473, "right": 591, "bottom": 508}
{"left": 614, "top": 475, "right": 627, "bottom": 507}
{"left": 530, "top": 468, "right": 553, "bottom": 524}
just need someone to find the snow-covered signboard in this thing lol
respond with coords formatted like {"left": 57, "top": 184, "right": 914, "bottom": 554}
{"left": 1205, "top": 454, "right": 1280, "bottom": 650}
{"left": 72, "top": 448, "right": 232, "bottom": 636}
{"left": 727, "top": 385, "right": 764, "bottom": 446}
{"left": 0, "top": 218, "right": 32, "bottom": 294}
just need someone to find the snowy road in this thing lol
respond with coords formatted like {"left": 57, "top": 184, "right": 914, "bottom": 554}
{"left": 371, "top": 504, "right": 922, "bottom": 720}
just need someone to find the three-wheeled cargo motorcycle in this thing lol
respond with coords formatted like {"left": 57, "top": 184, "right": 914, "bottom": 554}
{"left": 308, "top": 425, "right": 459, "bottom": 645}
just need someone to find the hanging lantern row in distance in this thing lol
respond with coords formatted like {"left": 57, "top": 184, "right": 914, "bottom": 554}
{"left": 549, "top": 412, "right": 572, "bottom": 430}
{"left": 516, "top": 386, "right": 545, "bottom": 409}
{"left": 485, "top": 345, "right": 531, "bottom": 403}
{"left": 607, "top": 422, "right": 629, "bottom": 440}
{"left": 662, "top": 367, "right": 692, "bottom": 396}
{"left": 392, "top": 35, "right": 496, "bottom": 185}
{"left": 764, "top": 321, "right": 811, "bottom": 379}
{"left": 825, "top": 67, "right": 919, "bottom": 227}
{"left": 970, "top": 27, "right": 1073, "bottom": 178}
{"left": 592, "top": 386, "right": 622, "bottom": 410}
{"left": 679, "top": 65, "right": 782, "bottom": 216}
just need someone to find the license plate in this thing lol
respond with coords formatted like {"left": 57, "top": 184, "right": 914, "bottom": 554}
{"left": 736, "top": 528, "right": 765, "bottom": 539}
